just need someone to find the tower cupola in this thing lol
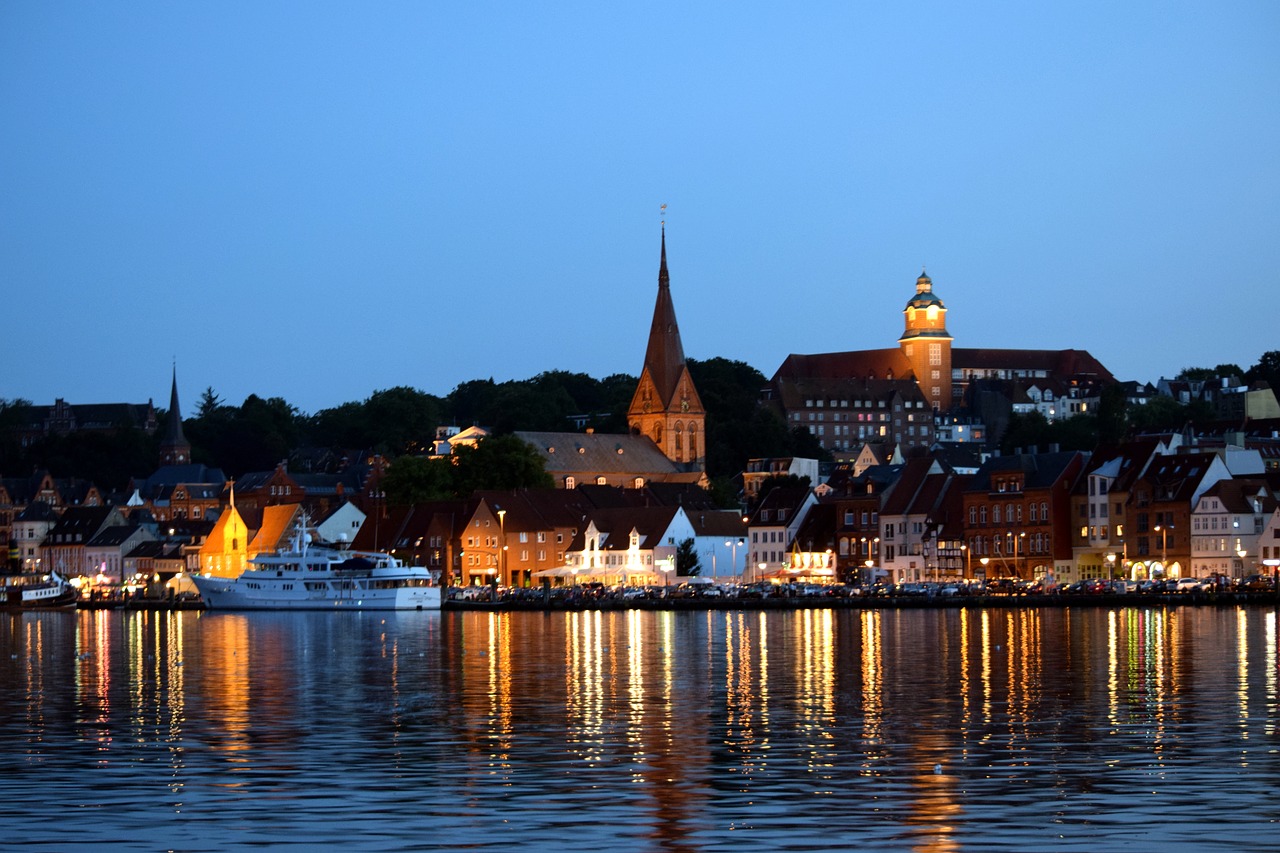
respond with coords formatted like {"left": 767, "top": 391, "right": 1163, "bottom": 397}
{"left": 897, "top": 269, "right": 954, "bottom": 411}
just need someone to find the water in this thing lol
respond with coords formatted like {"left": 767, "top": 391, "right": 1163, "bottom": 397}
{"left": 3, "top": 605, "right": 1279, "bottom": 851}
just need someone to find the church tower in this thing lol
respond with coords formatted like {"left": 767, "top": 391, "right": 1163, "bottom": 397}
{"left": 627, "top": 227, "right": 706, "bottom": 472}
{"left": 897, "top": 270, "right": 953, "bottom": 411}
{"left": 159, "top": 367, "right": 192, "bottom": 466}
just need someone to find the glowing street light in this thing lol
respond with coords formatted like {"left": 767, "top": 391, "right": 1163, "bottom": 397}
{"left": 496, "top": 508, "right": 507, "bottom": 587}
{"left": 725, "top": 537, "right": 743, "bottom": 581}
{"left": 1154, "top": 524, "right": 1173, "bottom": 572}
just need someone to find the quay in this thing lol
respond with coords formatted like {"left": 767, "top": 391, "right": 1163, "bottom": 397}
{"left": 58, "top": 590, "right": 1280, "bottom": 613}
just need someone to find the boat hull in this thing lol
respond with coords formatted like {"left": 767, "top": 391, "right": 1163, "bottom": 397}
{"left": 191, "top": 575, "right": 442, "bottom": 611}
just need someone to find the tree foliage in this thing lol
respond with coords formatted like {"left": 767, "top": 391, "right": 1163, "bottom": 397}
{"left": 675, "top": 537, "right": 701, "bottom": 576}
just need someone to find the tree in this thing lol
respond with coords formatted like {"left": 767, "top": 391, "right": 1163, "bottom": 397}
{"left": 196, "top": 387, "right": 224, "bottom": 418}
{"left": 752, "top": 473, "right": 811, "bottom": 509}
{"left": 452, "top": 434, "right": 553, "bottom": 495}
{"left": 382, "top": 455, "right": 456, "bottom": 504}
{"left": 1000, "top": 411, "right": 1052, "bottom": 454}
{"left": 1096, "top": 384, "right": 1129, "bottom": 446}
{"left": 1247, "top": 350, "right": 1280, "bottom": 390}
{"left": 675, "top": 537, "right": 701, "bottom": 576}
{"left": 1128, "top": 395, "right": 1188, "bottom": 433}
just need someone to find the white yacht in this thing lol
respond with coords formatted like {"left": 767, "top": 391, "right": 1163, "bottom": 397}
{"left": 192, "top": 530, "right": 441, "bottom": 611}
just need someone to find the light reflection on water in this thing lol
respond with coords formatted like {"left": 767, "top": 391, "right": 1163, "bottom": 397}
{"left": 1, "top": 606, "right": 1279, "bottom": 851}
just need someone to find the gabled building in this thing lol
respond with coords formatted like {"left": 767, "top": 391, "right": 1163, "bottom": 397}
{"left": 879, "top": 459, "right": 952, "bottom": 582}
{"left": 824, "top": 463, "right": 901, "bottom": 582}
{"left": 198, "top": 502, "right": 252, "bottom": 578}
{"left": 1069, "top": 437, "right": 1168, "bottom": 579}
{"left": 11, "top": 501, "right": 59, "bottom": 572}
{"left": 41, "top": 506, "right": 128, "bottom": 578}
{"left": 230, "top": 463, "right": 303, "bottom": 512}
{"left": 1190, "top": 478, "right": 1277, "bottom": 578}
{"left": 11, "top": 398, "right": 158, "bottom": 447}
{"left": 1126, "top": 452, "right": 1232, "bottom": 580}
{"left": 788, "top": 501, "right": 838, "bottom": 582}
{"left": 746, "top": 486, "right": 818, "bottom": 582}
{"left": 85, "top": 524, "right": 154, "bottom": 585}
{"left": 562, "top": 506, "right": 687, "bottom": 586}
{"left": 962, "top": 451, "right": 1089, "bottom": 582}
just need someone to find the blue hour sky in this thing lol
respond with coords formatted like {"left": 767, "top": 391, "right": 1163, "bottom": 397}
{"left": 3, "top": 2, "right": 1277, "bottom": 416}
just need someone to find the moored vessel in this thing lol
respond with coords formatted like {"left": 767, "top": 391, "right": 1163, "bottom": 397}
{"left": 1, "top": 570, "right": 77, "bottom": 609}
{"left": 191, "top": 530, "right": 441, "bottom": 611}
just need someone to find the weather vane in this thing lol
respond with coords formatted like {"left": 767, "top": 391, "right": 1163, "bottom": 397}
{"left": 660, "top": 203, "right": 667, "bottom": 226}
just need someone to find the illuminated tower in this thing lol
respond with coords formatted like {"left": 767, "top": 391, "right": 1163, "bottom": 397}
{"left": 159, "top": 366, "right": 191, "bottom": 466}
{"left": 627, "top": 227, "right": 706, "bottom": 472}
{"left": 898, "top": 270, "right": 953, "bottom": 411}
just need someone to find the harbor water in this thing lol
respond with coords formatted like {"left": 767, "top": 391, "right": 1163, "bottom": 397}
{"left": 3, "top": 605, "right": 1279, "bottom": 851}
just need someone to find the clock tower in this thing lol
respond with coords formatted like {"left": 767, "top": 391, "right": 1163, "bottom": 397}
{"left": 898, "top": 270, "right": 953, "bottom": 411}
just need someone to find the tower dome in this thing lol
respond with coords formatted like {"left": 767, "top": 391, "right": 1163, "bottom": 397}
{"left": 897, "top": 270, "right": 953, "bottom": 412}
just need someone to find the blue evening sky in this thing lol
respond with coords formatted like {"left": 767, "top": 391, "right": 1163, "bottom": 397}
{"left": 3, "top": 2, "right": 1277, "bottom": 415}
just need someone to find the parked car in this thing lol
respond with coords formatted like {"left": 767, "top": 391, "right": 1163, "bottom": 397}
{"left": 1170, "top": 577, "right": 1207, "bottom": 593}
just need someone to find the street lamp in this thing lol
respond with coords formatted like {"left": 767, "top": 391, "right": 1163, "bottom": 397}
{"left": 961, "top": 543, "right": 970, "bottom": 579}
{"left": 496, "top": 508, "right": 507, "bottom": 587}
{"left": 726, "top": 537, "right": 743, "bottom": 581}
{"left": 1154, "top": 524, "right": 1172, "bottom": 574}
{"left": 1105, "top": 552, "right": 1116, "bottom": 579}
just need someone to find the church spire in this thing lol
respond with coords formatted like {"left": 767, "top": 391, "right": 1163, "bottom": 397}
{"left": 628, "top": 225, "right": 706, "bottom": 476}
{"left": 642, "top": 224, "right": 688, "bottom": 407}
{"left": 159, "top": 365, "right": 191, "bottom": 466}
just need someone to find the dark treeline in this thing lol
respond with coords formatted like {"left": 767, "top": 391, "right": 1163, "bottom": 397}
{"left": 5, "top": 351, "right": 1277, "bottom": 496}
{"left": 0, "top": 358, "right": 822, "bottom": 497}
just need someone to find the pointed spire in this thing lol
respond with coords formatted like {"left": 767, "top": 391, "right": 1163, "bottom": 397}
{"left": 165, "top": 366, "right": 187, "bottom": 446}
{"left": 659, "top": 224, "right": 669, "bottom": 289}
{"left": 643, "top": 225, "right": 687, "bottom": 406}
{"left": 159, "top": 365, "right": 191, "bottom": 466}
